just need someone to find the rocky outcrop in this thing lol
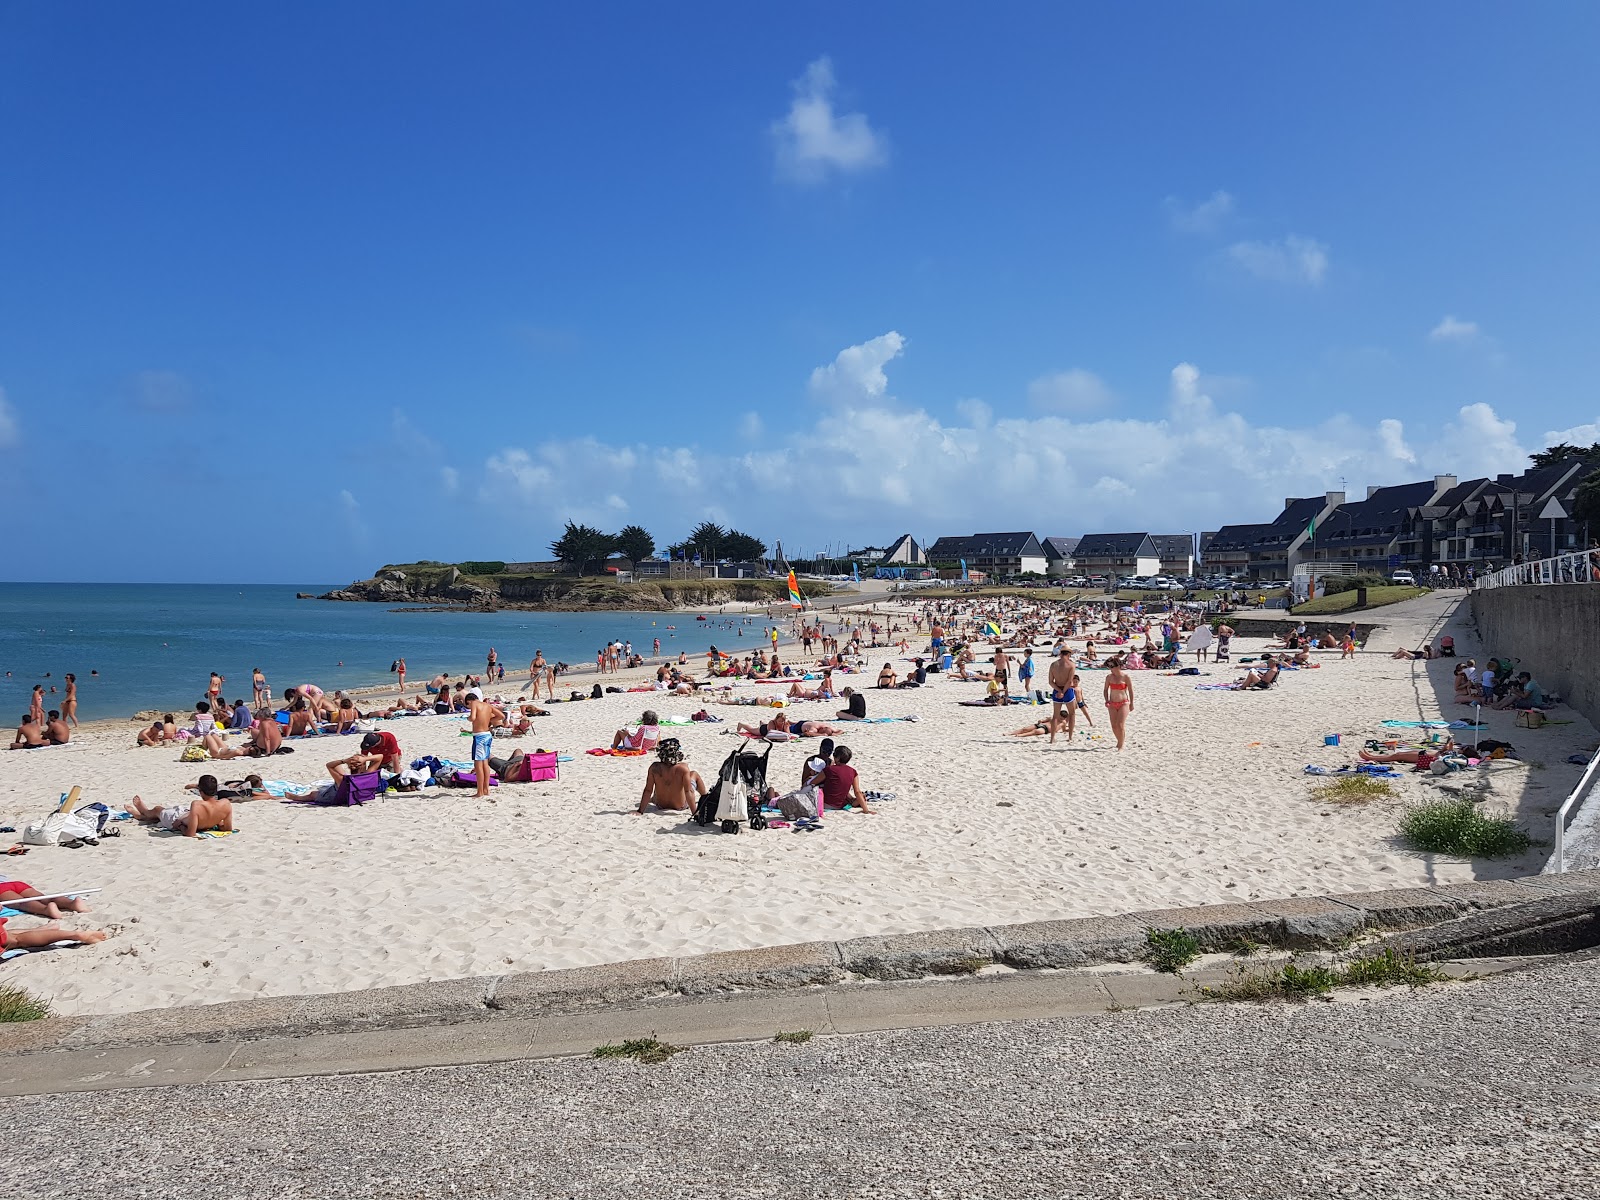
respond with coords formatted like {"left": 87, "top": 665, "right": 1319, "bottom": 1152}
{"left": 319, "top": 570, "right": 804, "bottom": 612}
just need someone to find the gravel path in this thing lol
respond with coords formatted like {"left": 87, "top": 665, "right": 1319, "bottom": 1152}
{"left": 5, "top": 951, "right": 1597, "bottom": 1198}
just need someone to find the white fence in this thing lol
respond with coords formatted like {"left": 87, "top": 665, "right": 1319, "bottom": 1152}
{"left": 1475, "top": 550, "right": 1599, "bottom": 590}
{"left": 1554, "top": 747, "right": 1600, "bottom": 873}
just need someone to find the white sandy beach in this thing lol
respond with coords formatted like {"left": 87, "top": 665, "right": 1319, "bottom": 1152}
{"left": 1, "top": 590, "right": 1592, "bottom": 1016}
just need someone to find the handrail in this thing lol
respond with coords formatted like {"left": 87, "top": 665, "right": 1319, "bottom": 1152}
{"left": 1554, "top": 747, "right": 1600, "bottom": 873}
{"left": 1475, "top": 550, "right": 1599, "bottom": 590}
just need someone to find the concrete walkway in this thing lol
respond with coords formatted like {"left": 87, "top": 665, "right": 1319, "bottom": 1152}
{"left": 2, "top": 950, "right": 1593, "bottom": 1198}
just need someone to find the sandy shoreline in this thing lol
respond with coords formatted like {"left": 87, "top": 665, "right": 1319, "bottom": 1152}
{"left": 2, "top": 592, "right": 1593, "bottom": 1017}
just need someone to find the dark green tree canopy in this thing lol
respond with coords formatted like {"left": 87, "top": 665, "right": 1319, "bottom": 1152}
{"left": 1531, "top": 442, "right": 1600, "bottom": 468}
{"left": 549, "top": 521, "right": 616, "bottom": 576}
{"left": 721, "top": 530, "right": 767, "bottom": 562}
{"left": 685, "top": 521, "right": 727, "bottom": 560}
{"left": 1571, "top": 473, "right": 1600, "bottom": 532}
{"left": 612, "top": 524, "right": 655, "bottom": 565}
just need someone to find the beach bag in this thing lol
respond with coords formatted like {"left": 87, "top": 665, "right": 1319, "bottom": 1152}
{"left": 519, "top": 752, "right": 560, "bottom": 783}
{"left": 1515, "top": 709, "right": 1546, "bottom": 729}
{"left": 1177, "top": 667, "right": 1201, "bottom": 676}
{"left": 332, "top": 771, "right": 384, "bottom": 805}
{"left": 23, "top": 812, "right": 71, "bottom": 846}
{"left": 181, "top": 745, "right": 209, "bottom": 762}
{"left": 451, "top": 770, "right": 498, "bottom": 788}
{"left": 591, "top": 684, "right": 603, "bottom": 699}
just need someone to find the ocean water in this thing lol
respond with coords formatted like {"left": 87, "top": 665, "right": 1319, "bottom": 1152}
{"left": 0, "top": 584, "right": 756, "bottom": 721}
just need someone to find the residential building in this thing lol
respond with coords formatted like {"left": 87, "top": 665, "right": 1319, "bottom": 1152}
{"left": 1246, "top": 492, "right": 1347, "bottom": 580}
{"left": 1149, "top": 534, "right": 1197, "bottom": 578}
{"left": 1042, "top": 536, "right": 1080, "bottom": 574}
{"left": 1199, "top": 524, "right": 1273, "bottom": 578}
{"left": 1409, "top": 458, "right": 1598, "bottom": 569}
{"left": 1072, "top": 533, "right": 1162, "bottom": 579}
{"left": 925, "top": 532, "right": 1048, "bottom": 577}
{"left": 1307, "top": 478, "right": 1458, "bottom": 571}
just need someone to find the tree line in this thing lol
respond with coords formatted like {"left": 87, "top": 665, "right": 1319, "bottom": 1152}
{"left": 549, "top": 521, "right": 768, "bottom": 576}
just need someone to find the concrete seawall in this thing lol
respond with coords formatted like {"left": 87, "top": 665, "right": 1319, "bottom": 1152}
{"left": 1470, "top": 584, "right": 1600, "bottom": 729}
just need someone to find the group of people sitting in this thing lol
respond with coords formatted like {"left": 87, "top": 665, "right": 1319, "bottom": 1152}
{"left": 633, "top": 735, "right": 875, "bottom": 818}
{"left": 1452, "top": 658, "right": 1547, "bottom": 710}
{"left": 10, "top": 709, "right": 72, "bottom": 748}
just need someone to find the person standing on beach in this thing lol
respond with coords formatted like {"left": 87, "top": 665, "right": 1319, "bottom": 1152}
{"left": 1046, "top": 648, "right": 1075, "bottom": 745}
{"left": 253, "top": 667, "right": 269, "bottom": 710}
{"left": 208, "top": 672, "right": 225, "bottom": 711}
{"left": 29, "top": 685, "right": 44, "bottom": 727}
{"left": 466, "top": 689, "right": 505, "bottom": 799}
{"left": 1104, "top": 658, "right": 1134, "bottom": 750}
{"left": 486, "top": 647, "right": 498, "bottom": 679}
{"left": 62, "top": 674, "right": 78, "bottom": 727}
{"left": 992, "top": 647, "right": 1011, "bottom": 705}
{"left": 395, "top": 658, "right": 407, "bottom": 693}
{"left": 1018, "top": 650, "right": 1035, "bottom": 700}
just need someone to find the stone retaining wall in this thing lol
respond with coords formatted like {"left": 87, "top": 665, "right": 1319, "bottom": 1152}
{"left": 1471, "top": 584, "right": 1600, "bottom": 729}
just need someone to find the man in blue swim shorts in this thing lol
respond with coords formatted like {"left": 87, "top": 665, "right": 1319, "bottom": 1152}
{"left": 1047, "top": 647, "right": 1077, "bottom": 745}
{"left": 465, "top": 688, "right": 504, "bottom": 799}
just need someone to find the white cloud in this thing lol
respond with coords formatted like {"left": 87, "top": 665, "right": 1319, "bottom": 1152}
{"left": 771, "top": 57, "right": 888, "bottom": 183}
{"left": 1429, "top": 315, "right": 1481, "bottom": 344}
{"left": 440, "top": 466, "right": 460, "bottom": 494}
{"left": 1166, "top": 190, "right": 1234, "bottom": 235}
{"left": 808, "top": 331, "right": 905, "bottom": 403}
{"left": 133, "top": 369, "right": 193, "bottom": 411}
{"left": 0, "top": 386, "right": 17, "bottom": 447}
{"left": 739, "top": 412, "right": 764, "bottom": 440}
{"left": 461, "top": 338, "right": 1532, "bottom": 548}
{"left": 1027, "top": 369, "right": 1114, "bottom": 413}
{"left": 1543, "top": 420, "right": 1600, "bottom": 447}
{"left": 1378, "top": 418, "right": 1417, "bottom": 464}
{"left": 1226, "top": 235, "right": 1329, "bottom": 286}
{"left": 338, "top": 489, "right": 369, "bottom": 544}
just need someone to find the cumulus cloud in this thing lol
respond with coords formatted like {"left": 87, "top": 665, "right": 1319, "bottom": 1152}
{"left": 1226, "top": 236, "right": 1329, "bottom": 286}
{"left": 1429, "top": 316, "right": 1481, "bottom": 344}
{"left": 808, "top": 331, "right": 905, "bottom": 403}
{"left": 461, "top": 336, "right": 1532, "bottom": 548}
{"left": 0, "top": 386, "right": 17, "bottom": 448}
{"left": 1165, "top": 190, "right": 1234, "bottom": 234}
{"left": 1543, "top": 420, "right": 1600, "bottom": 447}
{"left": 1028, "top": 369, "right": 1114, "bottom": 413}
{"left": 771, "top": 57, "right": 888, "bottom": 183}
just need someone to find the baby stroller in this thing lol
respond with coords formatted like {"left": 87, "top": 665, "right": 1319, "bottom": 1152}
{"left": 694, "top": 742, "right": 771, "bottom": 833}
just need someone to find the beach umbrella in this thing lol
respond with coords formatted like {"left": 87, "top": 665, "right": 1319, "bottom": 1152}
{"left": 983, "top": 621, "right": 1003, "bottom": 638}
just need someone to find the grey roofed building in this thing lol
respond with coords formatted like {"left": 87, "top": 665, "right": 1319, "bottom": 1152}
{"left": 1148, "top": 534, "right": 1196, "bottom": 574}
{"left": 925, "top": 531, "right": 1047, "bottom": 575}
{"left": 1042, "top": 536, "right": 1080, "bottom": 567}
{"left": 1310, "top": 479, "right": 1446, "bottom": 567}
{"left": 881, "top": 533, "right": 926, "bottom": 564}
{"left": 1072, "top": 533, "right": 1162, "bottom": 578}
{"left": 1202, "top": 523, "right": 1274, "bottom": 575}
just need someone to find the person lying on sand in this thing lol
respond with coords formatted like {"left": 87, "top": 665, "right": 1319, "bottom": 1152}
{"left": 1390, "top": 645, "right": 1435, "bottom": 660}
{"left": 0, "top": 880, "right": 94, "bottom": 919}
{"left": 1230, "top": 658, "right": 1280, "bottom": 690}
{"left": 786, "top": 672, "right": 835, "bottom": 701}
{"left": 736, "top": 712, "right": 791, "bottom": 739}
{"left": 125, "top": 780, "right": 234, "bottom": 837}
{"left": 1007, "top": 715, "right": 1068, "bottom": 737}
{"left": 190, "top": 775, "right": 271, "bottom": 801}
{"left": 0, "top": 917, "right": 107, "bottom": 953}
{"left": 203, "top": 712, "right": 283, "bottom": 759}
{"left": 636, "top": 739, "right": 705, "bottom": 815}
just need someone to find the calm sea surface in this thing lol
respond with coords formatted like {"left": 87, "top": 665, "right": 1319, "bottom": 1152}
{"left": 0, "top": 584, "right": 747, "bottom": 721}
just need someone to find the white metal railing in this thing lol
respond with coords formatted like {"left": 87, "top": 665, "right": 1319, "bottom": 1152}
{"left": 1554, "top": 747, "right": 1600, "bottom": 873}
{"left": 1476, "top": 551, "right": 1599, "bottom": 589}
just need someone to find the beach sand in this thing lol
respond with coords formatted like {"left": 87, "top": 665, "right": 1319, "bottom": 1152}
{"left": 2, "top": 592, "right": 1591, "bottom": 1016}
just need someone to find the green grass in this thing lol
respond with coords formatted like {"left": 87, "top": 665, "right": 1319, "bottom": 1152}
{"left": 1198, "top": 950, "right": 1446, "bottom": 1003}
{"left": 773, "top": 1029, "right": 814, "bottom": 1045}
{"left": 591, "top": 1037, "right": 685, "bottom": 1064}
{"left": 0, "top": 985, "right": 51, "bottom": 1023}
{"left": 1144, "top": 928, "right": 1202, "bottom": 974}
{"left": 1311, "top": 775, "right": 1396, "bottom": 805}
{"left": 1398, "top": 799, "right": 1532, "bottom": 858}
{"left": 1291, "top": 586, "right": 1425, "bottom": 615}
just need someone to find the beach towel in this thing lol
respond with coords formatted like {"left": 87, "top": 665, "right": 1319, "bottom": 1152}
{"left": 1381, "top": 720, "right": 1483, "bottom": 730}
{"left": 587, "top": 748, "right": 648, "bottom": 756}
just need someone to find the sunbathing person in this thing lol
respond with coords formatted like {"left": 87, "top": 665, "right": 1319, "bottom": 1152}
{"left": 789, "top": 717, "right": 842, "bottom": 737}
{"left": 736, "top": 711, "right": 792, "bottom": 739}
{"left": 1232, "top": 658, "right": 1280, "bottom": 689}
{"left": 44, "top": 711, "right": 70, "bottom": 745}
{"left": 0, "top": 880, "right": 95, "bottom": 919}
{"left": 332, "top": 697, "right": 361, "bottom": 734}
{"left": 1390, "top": 645, "right": 1435, "bottom": 660}
{"left": 125, "top": 781, "right": 234, "bottom": 837}
{"left": 190, "top": 775, "right": 271, "bottom": 800}
{"left": 10, "top": 716, "right": 46, "bottom": 749}
{"left": 1359, "top": 741, "right": 1455, "bottom": 764}
{"left": 787, "top": 671, "right": 835, "bottom": 700}
{"left": 0, "top": 916, "right": 107, "bottom": 953}
{"left": 1007, "top": 714, "right": 1067, "bottom": 737}
{"left": 877, "top": 663, "right": 898, "bottom": 688}
{"left": 635, "top": 739, "right": 705, "bottom": 815}
{"left": 836, "top": 688, "right": 868, "bottom": 721}
{"left": 325, "top": 743, "right": 385, "bottom": 783}
{"left": 611, "top": 710, "right": 660, "bottom": 751}
{"left": 203, "top": 713, "right": 282, "bottom": 759}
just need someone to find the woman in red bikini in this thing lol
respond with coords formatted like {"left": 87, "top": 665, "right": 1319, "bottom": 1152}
{"left": 1103, "top": 659, "right": 1134, "bottom": 751}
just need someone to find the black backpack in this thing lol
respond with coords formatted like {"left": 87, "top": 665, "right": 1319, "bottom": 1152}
{"left": 591, "top": 683, "right": 603, "bottom": 699}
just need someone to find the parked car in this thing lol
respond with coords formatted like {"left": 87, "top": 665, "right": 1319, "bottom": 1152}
{"left": 1391, "top": 570, "right": 1415, "bottom": 586}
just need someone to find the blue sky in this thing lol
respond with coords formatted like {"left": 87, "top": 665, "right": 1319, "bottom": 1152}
{"left": 3, "top": 2, "right": 1597, "bottom": 582}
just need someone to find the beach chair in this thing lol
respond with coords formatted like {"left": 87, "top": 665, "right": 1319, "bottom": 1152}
{"left": 329, "top": 770, "right": 383, "bottom": 805}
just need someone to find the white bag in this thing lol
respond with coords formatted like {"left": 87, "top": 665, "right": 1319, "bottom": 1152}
{"left": 714, "top": 775, "right": 750, "bottom": 824}
{"left": 23, "top": 812, "right": 70, "bottom": 846}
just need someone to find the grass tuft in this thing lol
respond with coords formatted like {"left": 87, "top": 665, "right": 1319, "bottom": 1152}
{"left": 773, "top": 1029, "right": 814, "bottom": 1045}
{"left": 1398, "top": 799, "right": 1531, "bottom": 858}
{"left": 929, "top": 956, "right": 990, "bottom": 976}
{"left": 591, "top": 1037, "right": 685, "bottom": 1064}
{"left": 1199, "top": 950, "right": 1448, "bottom": 1003}
{"left": 1225, "top": 935, "right": 1263, "bottom": 958}
{"left": 0, "top": 985, "right": 50, "bottom": 1023}
{"left": 1312, "top": 775, "right": 1396, "bottom": 805}
{"left": 1144, "top": 928, "right": 1202, "bottom": 974}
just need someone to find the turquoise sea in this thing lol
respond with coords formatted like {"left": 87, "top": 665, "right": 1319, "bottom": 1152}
{"left": 0, "top": 584, "right": 750, "bottom": 721}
